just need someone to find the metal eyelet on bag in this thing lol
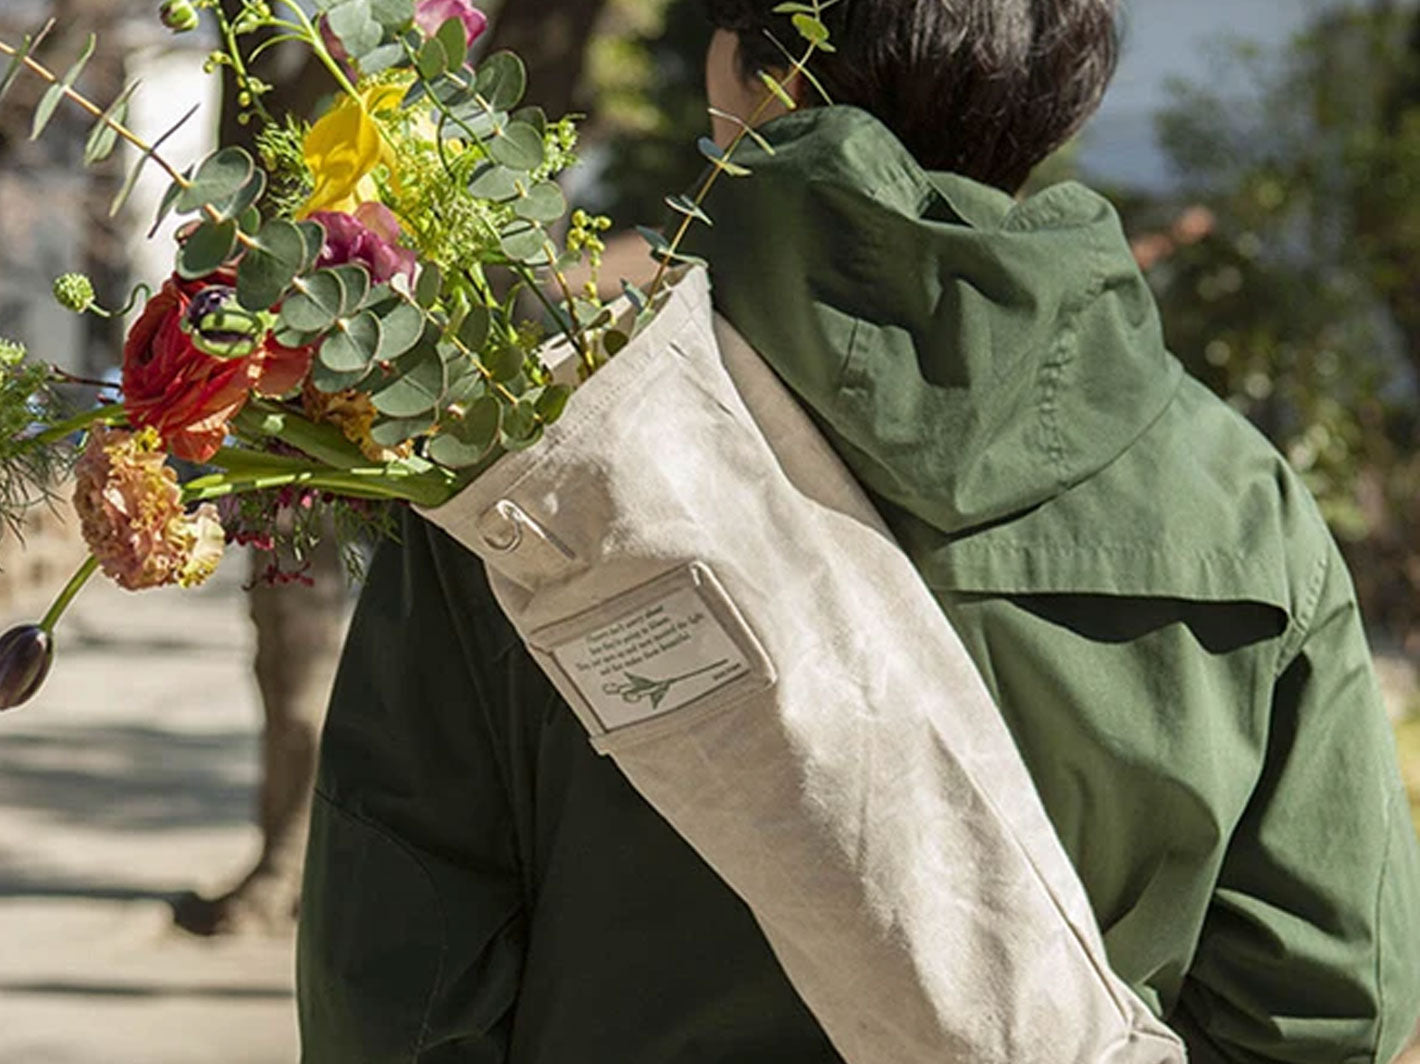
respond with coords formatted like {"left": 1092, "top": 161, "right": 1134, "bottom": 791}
{"left": 479, "top": 500, "right": 523, "bottom": 552}
{"left": 478, "top": 500, "right": 576, "bottom": 561}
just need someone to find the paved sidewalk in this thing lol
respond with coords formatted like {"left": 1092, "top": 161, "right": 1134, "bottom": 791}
{"left": 0, "top": 556, "right": 301, "bottom": 1063}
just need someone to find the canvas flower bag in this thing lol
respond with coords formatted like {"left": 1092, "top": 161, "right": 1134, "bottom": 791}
{"left": 422, "top": 267, "right": 1184, "bottom": 1063}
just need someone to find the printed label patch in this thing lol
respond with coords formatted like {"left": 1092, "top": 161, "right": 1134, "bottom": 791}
{"left": 549, "top": 583, "right": 751, "bottom": 731}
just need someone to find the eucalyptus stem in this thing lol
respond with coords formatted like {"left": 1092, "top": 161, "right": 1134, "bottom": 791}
{"left": 647, "top": 41, "right": 818, "bottom": 301}
{"left": 274, "top": 0, "right": 359, "bottom": 100}
{"left": 39, "top": 555, "right": 99, "bottom": 633}
{"left": 0, "top": 36, "right": 263, "bottom": 253}
{"left": 0, "top": 38, "right": 188, "bottom": 186}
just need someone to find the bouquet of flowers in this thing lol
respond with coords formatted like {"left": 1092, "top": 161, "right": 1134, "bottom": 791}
{"left": 0, "top": 0, "right": 832, "bottom": 709}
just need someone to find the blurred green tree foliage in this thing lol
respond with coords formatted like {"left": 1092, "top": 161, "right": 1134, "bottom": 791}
{"left": 580, "top": 0, "right": 713, "bottom": 225}
{"left": 1135, "top": 3, "right": 1420, "bottom": 646}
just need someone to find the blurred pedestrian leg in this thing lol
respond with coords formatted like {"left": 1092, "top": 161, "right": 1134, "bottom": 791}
{"left": 173, "top": 528, "right": 346, "bottom": 935}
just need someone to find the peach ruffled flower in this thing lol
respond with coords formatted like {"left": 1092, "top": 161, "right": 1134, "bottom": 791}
{"left": 73, "top": 426, "right": 227, "bottom": 591}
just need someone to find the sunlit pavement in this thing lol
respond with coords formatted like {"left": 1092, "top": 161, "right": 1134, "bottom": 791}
{"left": 0, "top": 557, "right": 299, "bottom": 1064}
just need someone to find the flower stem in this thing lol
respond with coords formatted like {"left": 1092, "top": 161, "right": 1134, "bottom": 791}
{"left": 231, "top": 400, "right": 370, "bottom": 470}
{"left": 26, "top": 404, "right": 124, "bottom": 447}
{"left": 39, "top": 555, "right": 99, "bottom": 633}
{"left": 181, "top": 464, "right": 457, "bottom": 507}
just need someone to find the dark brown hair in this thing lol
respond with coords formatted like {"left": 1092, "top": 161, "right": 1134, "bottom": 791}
{"left": 703, "top": 0, "right": 1120, "bottom": 191}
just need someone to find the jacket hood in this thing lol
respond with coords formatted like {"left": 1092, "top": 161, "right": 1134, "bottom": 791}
{"left": 685, "top": 106, "right": 1183, "bottom": 537}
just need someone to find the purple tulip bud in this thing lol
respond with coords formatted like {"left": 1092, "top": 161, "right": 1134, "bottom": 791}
{"left": 0, "top": 624, "right": 54, "bottom": 711}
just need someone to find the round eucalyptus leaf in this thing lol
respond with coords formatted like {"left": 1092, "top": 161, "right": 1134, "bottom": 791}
{"left": 369, "top": 414, "right": 435, "bottom": 448}
{"left": 375, "top": 301, "right": 425, "bottom": 360}
{"left": 328, "top": 264, "right": 371, "bottom": 316}
{"left": 176, "top": 218, "right": 239, "bottom": 280}
{"left": 499, "top": 398, "right": 541, "bottom": 449}
{"left": 535, "top": 383, "right": 573, "bottom": 424}
{"left": 415, "top": 262, "right": 443, "bottom": 308}
{"left": 427, "top": 396, "right": 499, "bottom": 468}
{"left": 487, "top": 121, "right": 544, "bottom": 171}
{"left": 176, "top": 147, "right": 254, "bottom": 214}
{"left": 211, "top": 169, "right": 266, "bottom": 224}
{"left": 514, "top": 181, "right": 566, "bottom": 223}
{"left": 310, "top": 360, "right": 370, "bottom": 393}
{"left": 504, "top": 418, "right": 544, "bottom": 452}
{"left": 499, "top": 221, "right": 547, "bottom": 264}
{"left": 272, "top": 323, "right": 321, "bottom": 350}
{"left": 237, "top": 205, "right": 262, "bottom": 235}
{"left": 319, "top": 311, "right": 382, "bottom": 373}
{"left": 467, "top": 164, "right": 521, "bottom": 201}
{"left": 358, "top": 43, "right": 405, "bottom": 74}
{"left": 296, "top": 220, "right": 327, "bottom": 272}
{"left": 416, "top": 37, "right": 447, "bottom": 79}
{"left": 474, "top": 51, "right": 526, "bottom": 112}
{"left": 603, "top": 329, "right": 630, "bottom": 357}
{"left": 484, "top": 343, "right": 525, "bottom": 383}
{"left": 456, "top": 304, "right": 490, "bottom": 352}
{"left": 435, "top": 16, "right": 468, "bottom": 71}
{"left": 511, "top": 105, "right": 547, "bottom": 139}
{"left": 281, "top": 271, "right": 345, "bottom": 333}
{"left": 327, "top": 0, "right": 383, "bottom": 59}
{"left": 445, "top": 364, "right": 487, "bottom": 406}
{"left": 369, "top": 0, "right": 414, "bottom": 31}
{"left": 237, "top": 219, "right": 305, "bottom": 310}
{"left": 370, "top": 345, "right": 446, "bottom": 416}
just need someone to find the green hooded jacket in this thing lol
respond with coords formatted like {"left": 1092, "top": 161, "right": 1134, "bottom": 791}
{"left": 298, "top": 107, "right": 1420, "bottom": 1063}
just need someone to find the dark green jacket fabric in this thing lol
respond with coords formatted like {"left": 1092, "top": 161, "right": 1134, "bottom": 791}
{"left": 298, "top": 107, "right": 1420, "bottom": 1063}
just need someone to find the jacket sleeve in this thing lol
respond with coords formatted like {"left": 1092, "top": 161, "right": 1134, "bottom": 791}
{"left": 1172, "top": 543, "right": 1420, "bottom": 1063}
{"left": 297, "top": 514, "right": 528, "bottom": 1063}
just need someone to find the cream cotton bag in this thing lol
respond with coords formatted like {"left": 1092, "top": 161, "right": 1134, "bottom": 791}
{"left": 421, "top": 268, "right": 1185, "bottom": 1064}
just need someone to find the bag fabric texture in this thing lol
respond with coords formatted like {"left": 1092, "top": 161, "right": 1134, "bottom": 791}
{"left": 420, "top": 266, "right": 1184, "bottom": 1064}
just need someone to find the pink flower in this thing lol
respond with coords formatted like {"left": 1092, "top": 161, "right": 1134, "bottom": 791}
{"left": 414, "top": 0, "right": 487, "bottom": 46}
{"left": 308, "top": 203, "right": 417, "bottom": 285}
{"left": 73, "top": 427, "right": 227, "bottom": 591}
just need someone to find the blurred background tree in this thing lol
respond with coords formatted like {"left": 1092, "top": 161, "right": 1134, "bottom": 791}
{"left": 1115, "top": 2, "right": 1420, "bottom": 654}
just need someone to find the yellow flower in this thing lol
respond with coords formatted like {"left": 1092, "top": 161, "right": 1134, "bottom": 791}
{"left": 299, "top": 80, "right": 407, "bottom": 217}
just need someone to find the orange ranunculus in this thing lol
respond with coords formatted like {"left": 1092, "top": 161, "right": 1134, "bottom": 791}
{"left": 121, "top": 274, "right": 313, "bottom": 463}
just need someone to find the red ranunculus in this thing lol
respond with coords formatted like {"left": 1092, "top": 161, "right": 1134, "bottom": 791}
{"left": 122, "top": 273, "right": 312, "bottom": 462}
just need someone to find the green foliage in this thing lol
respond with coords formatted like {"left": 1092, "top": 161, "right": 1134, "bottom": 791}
{"left": 237, "top": 217, "right": 306, "bottom": 309}
{"left": 1143, "top": 5, "right": 1420, "bottom": 639}
{"left": 254, "top": 115, "right": 315, "bottom": 219}
{"left": 0, "top": 352, "right": 69, "bottom": 541}
{"left": 583, "top": 0, "right": 717, "bottom": 225}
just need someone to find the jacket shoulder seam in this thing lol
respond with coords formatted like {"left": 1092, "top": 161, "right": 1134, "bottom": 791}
{"left": 1275, "top": 548, "right": 1330, "bottom": 677}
